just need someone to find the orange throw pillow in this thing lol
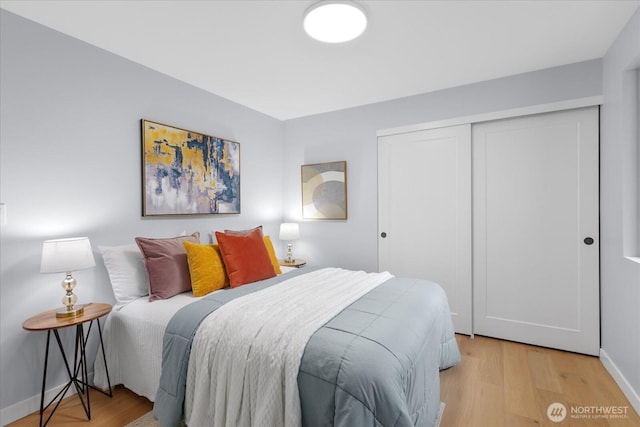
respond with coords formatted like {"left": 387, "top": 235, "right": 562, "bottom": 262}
{"left": 215, "top": 228, "right": 276, "bottom": 287}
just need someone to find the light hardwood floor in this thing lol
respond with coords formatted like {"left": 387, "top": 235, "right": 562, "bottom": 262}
{"left": 8, "top": 335, "right": 638, "bottom": 426}
{"left": 7, "top": 385, "right": 152, "bottom": 427}
{"left": 440, "top": 335, "right": 639, "bottom": 427}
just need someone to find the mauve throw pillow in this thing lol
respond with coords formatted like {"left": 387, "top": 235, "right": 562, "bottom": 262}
{"left": 135, "top": 232, "right": 200, "bottom": 301}
{"left": 215, "top": 228, "right": 276, "bottom": 287}
{"left": 223, "top": 225, "right": 263, "bottom": 236}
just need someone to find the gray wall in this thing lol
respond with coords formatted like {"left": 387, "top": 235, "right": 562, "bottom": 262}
{"left": 601, "top": 7, "right": 640, "bottom": 413}
{"left": 0, "top": 10, "right": 284, "bottom": 421}
{"left": 282, "top": 60, "right": 603, "bottom": 272}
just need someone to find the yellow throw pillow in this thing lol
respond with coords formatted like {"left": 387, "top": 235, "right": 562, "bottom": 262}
{"left": 183, "top": 241, "right": 228, "bottom": 296}
{"left": 263, "top": 235, "right": 282, "bottom": 275}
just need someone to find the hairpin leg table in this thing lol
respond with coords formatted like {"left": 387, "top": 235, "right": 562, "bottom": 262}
{"left": 22, "top": 303, "right": 113, "bottom": 427}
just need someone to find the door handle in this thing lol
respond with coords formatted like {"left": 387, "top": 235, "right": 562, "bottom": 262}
{"left": 380, "top": 232, "right": 387, "bottom": 238}
{"left": 584, "top": 237, "right": 594, "bottom": 245}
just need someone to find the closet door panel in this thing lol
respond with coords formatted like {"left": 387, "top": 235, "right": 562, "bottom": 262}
{"left": 472, "top": 107, "right": 599, "bottom": 355}
{"left": 379, "top": 125, "right": 472, "bottom": 334}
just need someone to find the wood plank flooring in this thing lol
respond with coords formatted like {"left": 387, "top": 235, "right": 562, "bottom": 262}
{"left": 440, "top": 335, "right": 639, "bottom": 427}
{"left": 7, "top": 385, "right": 152, "bottom": 427}
{"left": 8, "top": 335, "right": 638, "bottom": 426}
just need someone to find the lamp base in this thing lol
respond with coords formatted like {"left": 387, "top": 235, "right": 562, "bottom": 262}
{"left": 56, "top": 304, "right": 85, "bottom": 318}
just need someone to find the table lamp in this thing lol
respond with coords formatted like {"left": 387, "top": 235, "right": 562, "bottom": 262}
{"left": 40, "top": 237, "right": 96, "bottom": 318}
{"left": 279, "top": 223, "right": 300, "bottom": 264}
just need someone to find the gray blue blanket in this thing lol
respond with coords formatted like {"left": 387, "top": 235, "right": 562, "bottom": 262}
{"left": 154, "top": 268, "right": 459, "bottom": 426}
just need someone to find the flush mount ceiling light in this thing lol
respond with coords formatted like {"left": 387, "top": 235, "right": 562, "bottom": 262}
{"left": 303, "top": 1, "right": 368, "bottom": 43}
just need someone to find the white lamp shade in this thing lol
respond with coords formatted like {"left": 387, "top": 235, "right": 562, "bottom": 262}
{"left": 40, "top": 237, "right": 96, "bottom": 273}
{"left": 303, "top": 1, "right": 368, "bottom": 43}
{"left": 279, "top": 223, "right": 300, "bottom": 241}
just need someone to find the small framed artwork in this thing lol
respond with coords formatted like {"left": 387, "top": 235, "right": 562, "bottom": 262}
{"left": 141, "top": 119, "right": 240, "bottom": 216}
{"left": 301, "top": 161, "right": 348, "bottom": 220}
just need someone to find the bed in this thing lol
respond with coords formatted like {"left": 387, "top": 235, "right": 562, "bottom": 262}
{"left": 93, "top": 232, "right": 460, "bottom": 427}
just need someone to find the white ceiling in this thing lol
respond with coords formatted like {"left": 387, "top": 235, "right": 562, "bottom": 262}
{"left": 1, "top": 0, "right": 638, "bottom": 120}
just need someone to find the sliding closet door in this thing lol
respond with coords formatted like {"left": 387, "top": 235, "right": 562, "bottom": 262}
{"left": 378, "top": 125, "right": 472, "bottom": 334}
{"left": 472, "top": 107, "right": 599, "bottom": 355}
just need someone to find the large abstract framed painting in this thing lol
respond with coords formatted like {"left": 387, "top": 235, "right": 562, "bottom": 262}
{"left": 141, "top": 120, "right": 240, "bottom": 216}
{"left": 301, "top": 161, "right": 347, "bottom": 220}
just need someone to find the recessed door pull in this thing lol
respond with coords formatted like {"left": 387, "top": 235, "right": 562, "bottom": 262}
{"left": 584, "top": 237, "right": 594, "bottom": 245}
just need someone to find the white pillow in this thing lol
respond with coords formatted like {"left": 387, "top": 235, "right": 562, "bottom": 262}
{"left": 100, "top": 244, "right": 148, "bottom": 307}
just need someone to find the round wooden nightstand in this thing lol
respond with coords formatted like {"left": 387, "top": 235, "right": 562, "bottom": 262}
{"left": 278, "top": 259, "right": 307, "bottom": 268}
{"left": 23, "top": 303, "right": 113, "bottom": 427}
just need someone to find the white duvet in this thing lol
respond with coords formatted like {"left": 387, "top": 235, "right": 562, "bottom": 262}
{"left": 93, "top": 292, "right": 206, "bottom": 400}
{"left": 184, "top": 268, "right": 393, "bottom": 427}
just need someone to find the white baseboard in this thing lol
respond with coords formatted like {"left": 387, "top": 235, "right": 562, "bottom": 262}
{"left": 600, "top": 348, "right": 640, "bottom": 416}
{"left": 1, "top": 382, "right": 77, "bottom": 427}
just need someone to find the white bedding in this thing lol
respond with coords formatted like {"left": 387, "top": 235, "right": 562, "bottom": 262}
{"left": 93, "top": 292, "right": 205, "bottom": 400}
{"left": 93, "top": 267, "right": 298, "bottom": 400}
